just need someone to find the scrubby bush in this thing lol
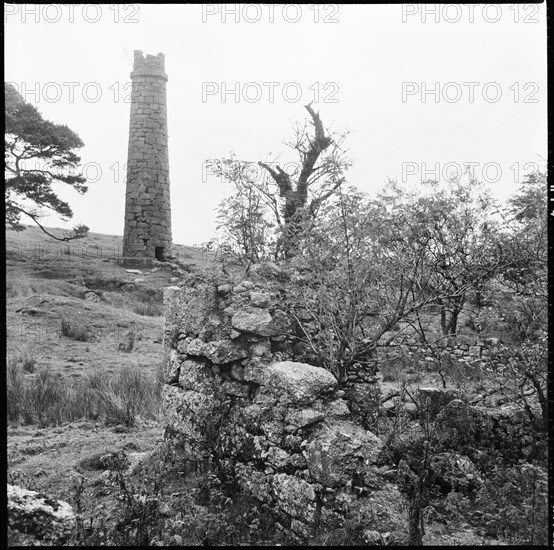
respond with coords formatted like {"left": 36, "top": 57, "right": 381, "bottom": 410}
{"left": 380, "top": 360, "right": 404, "bottom": 383}
{"left": 436, "top": 463, "right": 548, "bottom": 545}
{"left": 473, "top": 463, "right": 547, "bottom": 544}
{"left": 69, "top": 442, "right": 273, "bottom": 547}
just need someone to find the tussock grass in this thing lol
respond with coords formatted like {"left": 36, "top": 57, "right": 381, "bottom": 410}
{"left": 98, "top": 367, "right": 161, "bottom": 426}
{"left": 10, "top": 346, "right": 39, "bottom": 373}
{"left": 7, "top": 358, "right": 162, "bottom": 428}
{"left": 6, "top": 279, "right": 35, "bottom": 298}
{"left": 22, "top": 353, "right": 37, "bottom": 373}
{"left": 132, "top": 302, "right": 164, "bottom": 317}
{"left": 131, "top": 288, "right": 164, "bottom": 317}
{"left": 60, "top": 314, "right": 95, "bottom": 341}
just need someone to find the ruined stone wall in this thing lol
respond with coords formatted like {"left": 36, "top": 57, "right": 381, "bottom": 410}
{"left": 161, "top": 271, "right": 407, "bottom": 543}
{"left": 122, "top": 50, "right": 171, "bottom": 260}
{"left": 349, "top": 331, "right": 517, "bottom": 428}
{"left": 372, "top": 333, "right": 503, "bottom": 370}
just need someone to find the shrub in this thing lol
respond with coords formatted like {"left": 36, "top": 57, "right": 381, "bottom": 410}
{"left": 72, "top": 224, "right": 90, "bottom": 238}
{"left": 77, "top": 450, "right": 130, "bottom": 472}
{"left": 473, "top": 463, "right": 548, "bottom": 544}
{"left": 68, "top": 440, "right": 277, "bottom": 546}
{"left": 377, "top": 348, "right": 422, "bottom": 384}
{"left": 380, "top": 360, "right": 403, "bottom": 382}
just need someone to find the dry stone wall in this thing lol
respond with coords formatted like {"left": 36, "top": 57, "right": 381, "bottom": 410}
{"left": 351, "top": 332, "right": 532, "bottom": 430}
{"left": 373, "top": 333, "right": 503, "bottom": 369}
{"left": 122, "top": 50, "right": 172, "bottom": 261}
{"left": 342, "top": 334, "right": 502, "bottom": 430}
{"left": 161, "top": 272, "right": 407, "bottom": 542}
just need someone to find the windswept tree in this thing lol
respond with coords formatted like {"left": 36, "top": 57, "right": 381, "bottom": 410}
{"left": 215, "top": 172, "right": 276, "bottom": 262}
{"left": 284, "top": 185, "right": 441, "bottom": 383}
{"left": 209, "top": 104, "right": 351, "bottom": 260}
{"left": 378, "top": 177, "right": 504, "bottom": 335}
{"left": 499, "top": 168, "right": 547, "bottom": 297}
{"left": 5, "top": 83, "right": 89, "bottom": 241}
{"left": 490, "top": 168, "right": 548, "bottom": 430}
{"left": 282, "top": 176, "right": 507, "bottom": 383}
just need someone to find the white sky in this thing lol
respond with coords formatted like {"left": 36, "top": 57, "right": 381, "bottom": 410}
{"left": 5, "top": 3, "right": 547, "bottom": 246}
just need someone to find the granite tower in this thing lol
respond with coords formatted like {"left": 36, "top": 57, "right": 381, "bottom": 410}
{"left": 122, "top": 50, "right": 171, "bottom": 261}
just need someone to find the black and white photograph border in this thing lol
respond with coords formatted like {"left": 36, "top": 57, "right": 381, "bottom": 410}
{"left": 4, "top": 3, "right": 549, "bottom": 546}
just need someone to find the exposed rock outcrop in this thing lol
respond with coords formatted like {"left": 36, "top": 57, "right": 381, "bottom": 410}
{"left": 8, "top": 484, "right": 76, "bottom": 546}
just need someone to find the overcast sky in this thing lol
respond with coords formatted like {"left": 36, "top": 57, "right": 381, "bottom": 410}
{"left": 5, "top": 3, "right": 547, "bottom": 246}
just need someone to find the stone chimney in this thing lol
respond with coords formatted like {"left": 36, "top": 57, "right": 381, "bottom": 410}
{"left": 122, "top": 50, "right": 172, "bottom": 262}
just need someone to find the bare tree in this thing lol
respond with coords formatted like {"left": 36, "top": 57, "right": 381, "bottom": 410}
{"left": 209, "top": 104, "right": 351, "bottom": 260}
{"left": 258, "top": 103, "right": 350, "bottom": 257}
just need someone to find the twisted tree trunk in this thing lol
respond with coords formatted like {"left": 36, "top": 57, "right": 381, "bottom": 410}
{"left": 258, "top": 103, "right": 333, "bottom": 258}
